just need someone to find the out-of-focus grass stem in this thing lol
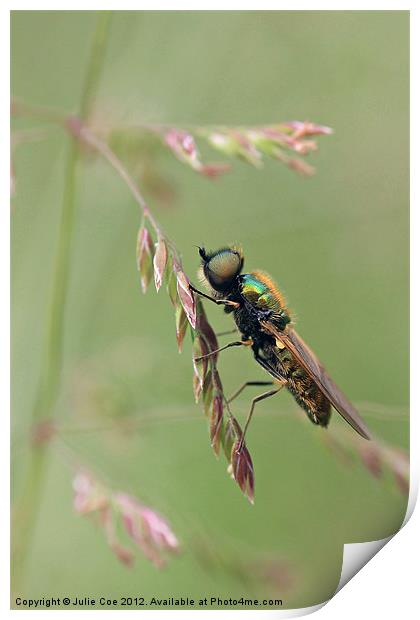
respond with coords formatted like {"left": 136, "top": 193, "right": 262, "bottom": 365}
{"left": 12, "top": 11, "right": 112, "bottom": 593}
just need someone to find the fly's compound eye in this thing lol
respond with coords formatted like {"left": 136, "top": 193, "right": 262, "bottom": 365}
{"left": 206, "top": 249, "right": 243, "bottom": 288}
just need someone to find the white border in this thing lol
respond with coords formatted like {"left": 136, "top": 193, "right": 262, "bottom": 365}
{"left": 5, "top": 4, "right": 416, "bottom": 618}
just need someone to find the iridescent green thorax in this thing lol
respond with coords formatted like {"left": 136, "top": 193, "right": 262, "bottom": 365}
{"left": 240, "top": 271, "right": 291, "bottom": 327}
{"left": 241, "top": 273, "right": 268, "bottom": 298}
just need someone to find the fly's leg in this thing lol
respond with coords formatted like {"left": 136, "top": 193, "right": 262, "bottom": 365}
{"left": 189, "top": 285, "right": 240, "bottom": 309}
{"left": 195, "top": 339, "right": 253, "bottom": 362}
{"left": 237, "top": 379, "right": 287, "bottom": 452}
{"left": 227, "top": 381, "right": 274, "bottom": 404}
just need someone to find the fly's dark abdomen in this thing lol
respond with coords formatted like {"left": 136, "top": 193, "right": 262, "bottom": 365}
{"left": 261, "top": 340, "right": 331, "bottom": 427}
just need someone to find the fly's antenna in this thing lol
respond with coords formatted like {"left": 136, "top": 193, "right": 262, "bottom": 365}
{"left": 195, "top": 245, "right": 207, "bottom": 261}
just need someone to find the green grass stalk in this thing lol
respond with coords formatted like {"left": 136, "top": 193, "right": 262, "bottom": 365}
{"left": 12, "top": 11, "right": 113, "bottom": 594}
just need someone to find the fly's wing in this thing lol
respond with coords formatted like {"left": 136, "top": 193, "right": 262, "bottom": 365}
{"left": 260, "top": 320, "right": 372, "bottom": 440}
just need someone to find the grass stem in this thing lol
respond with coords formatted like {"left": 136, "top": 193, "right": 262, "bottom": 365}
{"left": 12, "top": 11, "right": 113, "bottom": 593}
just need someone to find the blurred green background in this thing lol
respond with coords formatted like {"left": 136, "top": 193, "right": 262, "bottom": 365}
{"left": 11, "top": 10, "right": 409, "bottom": 610}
